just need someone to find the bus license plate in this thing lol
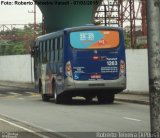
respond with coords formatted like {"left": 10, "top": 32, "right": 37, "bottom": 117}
{"left": 91, "top": 74, "right": 101, "bottom": 79}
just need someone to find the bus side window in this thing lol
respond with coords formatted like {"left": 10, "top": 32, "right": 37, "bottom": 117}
{"left": 57, "top": 37, "right": 60, "bottom": 61}
{"left": 53, "top": 39, "right": 56, "bottom": 61}
{"left": 45, "top": 40, "right": 48, "bottom": 62}
{"left": 49, "top": 39, "right": 52, "bottom": 62}
{"left": 39, "top": 42, "right": 42, "bottom": 63}
{"left": 42, "top": 41, "right": 44, "bottom": 63}
{"left": 55, "top": 38, "right": 58, "bottom": 62}
{"left": 59, "top": 36, "right": 63, "bottom": 61}
{"left": 50, "top": 39, "right": 55, "bottom": 62}
{"left": 61, "top": 36, "right": 63, "bottom": 49}
{"left": 42, "top": 42, "right": 44, "bottom": 63}
{"left": 42, "top": 41, "right": 46, "bottom": 63}
{"left": 47, "top": 40, "right": 50, "bottom": 62}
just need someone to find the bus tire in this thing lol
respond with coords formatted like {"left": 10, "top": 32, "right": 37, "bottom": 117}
{"left": 97, "top": 94, "right": 115, "bottom": 104}
{"left": 40, "top": 80, "right": 50, "bottom": 102}
{"left": 85, "top": 96, "right": 93, "bottom": 103}
{"left": 53, "top": 81, "right": 61, "bottom": 104}
{"left": 39, "top": 79, "right": 42, "bottom": 93}
{"left": 54, "top": 92, "right": 62, "bottom": 104}
{"left": 42, "top": 94, "right": 50, "bottom": 102}
{"left": 64, "top": 95, "right": 72, "bottom": 104}
{"left": 106, "top": 94, "right": 115, "bottom": 104}
{"left": 54, "top": 89, "right": 59, "bottom": 104}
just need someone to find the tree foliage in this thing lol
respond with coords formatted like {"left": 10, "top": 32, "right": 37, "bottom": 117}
{"left": 124, "top": 33, "right": 131, "bottom": 49}
{"left": 124, "top": 32, "right": 146, "bottom": 49}
{"left": 0, "top": 24, "right": 42, "bottom": 55}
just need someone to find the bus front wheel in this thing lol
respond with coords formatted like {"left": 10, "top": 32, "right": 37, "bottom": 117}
{"left": 97, "top": 94, "right": 115, "bottom": 104}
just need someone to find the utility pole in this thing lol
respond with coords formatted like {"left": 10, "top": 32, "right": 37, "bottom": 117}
{"left": 147, "top": 0, "right": 160, "bottom": 135}
{"left": 28, "top": 3, "right": 37, "bottom": 41}
{"left": 34, "top": 3, "right": 36, "bottom": 41}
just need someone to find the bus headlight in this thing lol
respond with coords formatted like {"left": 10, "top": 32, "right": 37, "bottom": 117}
{"left": 65, "top": 61, "right": 73, "bottom": 78}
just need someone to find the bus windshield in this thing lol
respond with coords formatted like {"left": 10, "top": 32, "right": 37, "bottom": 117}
{"left": 70, "top": 30, "right": 120, "bottom": 49}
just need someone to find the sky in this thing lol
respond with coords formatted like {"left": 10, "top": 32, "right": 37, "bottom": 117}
{"left": 0, "top": 0, "right": 141, "bottom": 26}
{"left": 0, "top": 0, "right": 42, "bottom": 24}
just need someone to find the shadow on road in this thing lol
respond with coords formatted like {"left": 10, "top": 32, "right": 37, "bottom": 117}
{"left": 41, "top": 98, "right": 122, "bottom": 106}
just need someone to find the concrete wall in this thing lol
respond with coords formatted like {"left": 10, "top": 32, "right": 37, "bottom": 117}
{"left": 0, "top": 55, "right": 34, "bottom": 83}
{"left": 125, "top": 49, "right": 149, "bottom": 93}
{"left": 0, "top": 50, "right": 149, "bottom": 93}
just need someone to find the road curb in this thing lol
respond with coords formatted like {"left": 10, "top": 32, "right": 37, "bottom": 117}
{"left": 0, "top": 82, "right": 35, "bottom": 89}
{"left": 0, "top": 81, "right": 150, "bottom": 105}
{"left": 115, "top": 98, "right": 149, "bottom": 105}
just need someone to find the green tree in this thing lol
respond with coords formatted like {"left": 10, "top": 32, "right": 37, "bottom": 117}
{"left": 0, "top": 23, "right": 42, "bottom": 55}
{"left": 124, "top": 33, "right": 131, "bottom": 49}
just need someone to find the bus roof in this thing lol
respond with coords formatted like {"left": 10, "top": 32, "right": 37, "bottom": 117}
{"left": 36, "top": 30, "right": 63, "bottom": 42}
{"left": 64, "top": 26, "right": 123, "bottom": 32}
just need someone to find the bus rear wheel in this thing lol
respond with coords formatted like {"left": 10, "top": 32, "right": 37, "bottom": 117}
{"left": 53, "top": 81, "right": 62, "bottom": 104}
{"left": 54, "top": 92, "right": 72, "bottom": 104}
{"left": 85, "top": 96, "right": 93, "bottom": 103}
{"left": 42, "top": 94, "right": 50, "bottom": 102}
{"left": 40, "top": 80, "right": 50, "bottom": 102}
{"left": 54, "top": 89, "right": 61, "bottom": 104}
{"left": 97, "top": 94, "right": 115, "bottom": 104}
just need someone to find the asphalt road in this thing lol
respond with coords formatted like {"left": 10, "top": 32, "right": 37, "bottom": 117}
{"left": 0, "top": 85, "right": 150, "bottom": 138}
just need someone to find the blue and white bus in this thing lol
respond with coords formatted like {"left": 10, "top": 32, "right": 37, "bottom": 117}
{"left": 33, "top": 26, "right": 126, "bottom": 104}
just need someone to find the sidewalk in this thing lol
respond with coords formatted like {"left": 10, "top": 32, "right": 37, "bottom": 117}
{"left": 0, "top": 81, "right": 149, "bottom": 105}
{"left": 0, "top": 81, "right": 34, "bottom": 89}
{"left": 115, "top": 93, "right": 149, "bottom": 105}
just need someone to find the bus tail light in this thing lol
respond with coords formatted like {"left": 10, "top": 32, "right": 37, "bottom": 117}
{"left": 92, "top": 56, "right": 100, "bottom": 60}
{"left": 119, "top": 60, "right": 125, "bottom": 77}
{"left": 66, "top": 61, "right": 73, "bottom": 78}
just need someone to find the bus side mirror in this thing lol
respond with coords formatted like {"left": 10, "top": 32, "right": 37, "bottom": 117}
{"left": 30, "top": 48, "right": 35, "bottom": 57}
{"left": 30, "top": 41, "right": 36, "bottom": 57}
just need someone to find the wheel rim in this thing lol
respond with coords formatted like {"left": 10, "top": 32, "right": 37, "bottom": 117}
{"left": 54, "top": 90, "right": 57, "bottom": 100}
{"left": 53, "top": 82, "right": 57, "bottom": 100}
